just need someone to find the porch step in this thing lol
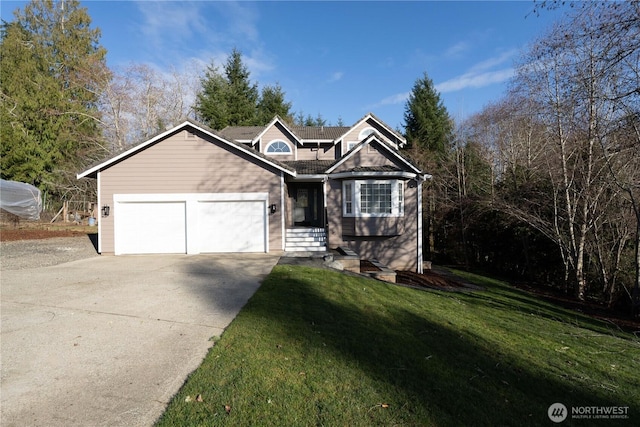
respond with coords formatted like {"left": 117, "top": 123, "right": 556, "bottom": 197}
{"left": 285, "top": 228, "right": 327, "bottom": 252}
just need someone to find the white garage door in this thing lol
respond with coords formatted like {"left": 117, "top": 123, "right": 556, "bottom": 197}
{"left": 198, "top": 201, "right": 266, "bottom": 252}
{"left": 115, "top": 202, "right": 186, "bottom": 254}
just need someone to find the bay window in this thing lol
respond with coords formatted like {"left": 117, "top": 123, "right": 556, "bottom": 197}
{"left": 342, "top": 180, "right": 404, "bottom": 217}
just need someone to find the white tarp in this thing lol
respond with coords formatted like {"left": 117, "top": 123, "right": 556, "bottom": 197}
{"left": 0, "top": 179, "right": 42, "bottom": 220}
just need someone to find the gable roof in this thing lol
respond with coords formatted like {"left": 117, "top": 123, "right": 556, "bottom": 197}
{"left": 326, "top": 133, "right": 421, "bottom": 175}
{"left": 77, "top": 119, "right": 297, "bottom": 179}
{"left": 251, "top": 115, "right": 301, "bottom": 146}
{"left": 215, "top": 113, "right": 404, "bottom": 147}
{"left": 335, "top": 112, "right": 406, "bottom": 147}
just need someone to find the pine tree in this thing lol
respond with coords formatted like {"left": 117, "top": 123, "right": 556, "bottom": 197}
{"left": 224, "top": 48, "right": 258, "bottom": 126}
{"left": 403, "top": 72, "right": 453, "bottom": 154}
{"left": 194, "top": 62, "right": 229, "bottom": 128}
{"left": 256, "top": 84, "right": 292, "bottom": 125}
{"left": 195, "top": 49, "right": 294, "bottom": 129}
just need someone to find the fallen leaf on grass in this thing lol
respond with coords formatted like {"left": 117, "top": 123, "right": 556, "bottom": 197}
{"left": 224, "top": 404, "right": 231, "bottom": 414}
{"left": 196, "top": 394, "right": 203, "bottom": 402}
{"left": 368, "top": 403, "right": 390, "bottom": 412}
{"left": 185, "top": 396, "right": 192, "bottom": 402}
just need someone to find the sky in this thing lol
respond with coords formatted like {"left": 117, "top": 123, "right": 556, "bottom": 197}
{"left": 2, "top": 1, "right": 570, "bottom": 130}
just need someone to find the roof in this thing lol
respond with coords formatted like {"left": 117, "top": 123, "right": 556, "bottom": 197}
{"left": 326, "top": 134, "right": 421, "bottom": 175}
{"left": 283, "top": 160, "right": 335, "bottom": 175}
{"left": 218, "top": 126, "right": 264, "bottom": 142}
{"left": 216, "top": 113, "right": 404, "bottom": 146}
{"left": 291, "top": 126, "right": 351, "bottom": 140}
{"left": 334, "top": 112, "right": 406, "bottom": 147}
{"left": 77, "top": 119, "right": 296, "bottom": 179}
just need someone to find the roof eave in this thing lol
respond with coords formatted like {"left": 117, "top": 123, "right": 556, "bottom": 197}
{"left": 77, "top": 120, "right": 297, "bottom": 179}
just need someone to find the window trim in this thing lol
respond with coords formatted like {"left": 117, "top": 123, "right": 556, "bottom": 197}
{"left": 265, "top": 139, "right": 292, "bottom": 155}
{"left": 342, "top": 179, "right": 404, "bottom": 218}
{"left": 358, "top": 127, "right": 377, "bottom": 139}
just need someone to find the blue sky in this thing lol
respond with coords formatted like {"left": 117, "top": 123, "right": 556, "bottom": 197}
{"left": 2, "top": 1, "right": 568, "bottom": 129}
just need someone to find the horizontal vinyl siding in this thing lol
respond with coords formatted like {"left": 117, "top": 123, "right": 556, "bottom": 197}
{"left": 333, "top": 144, "right": 401, "bottom": 173}
{"left": 296, "top": 145, "right": 336, "bottom": 161}
{"left": 99, "top": 131, "right": 283, "bottom": 253}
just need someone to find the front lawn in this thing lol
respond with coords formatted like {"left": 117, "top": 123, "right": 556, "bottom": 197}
{"left": 156, "top": 266, "right": 639, "bottom": 426}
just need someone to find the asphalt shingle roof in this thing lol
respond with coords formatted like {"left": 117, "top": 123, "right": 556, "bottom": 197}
{"left": 217, "top": 126, "right": 264, "bottom": 141}
{"left": 290, "top": 126, "right": 351, "bottom": 140}
{"left": 283, "top": 160, "right": 335, "bottom": 175}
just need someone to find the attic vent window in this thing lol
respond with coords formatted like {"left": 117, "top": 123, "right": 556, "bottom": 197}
{"left": 359, "top": 127, "right": 377, "bottom": 140}
{"left": 266, "top": 140, "right": 291, "bottom": 154}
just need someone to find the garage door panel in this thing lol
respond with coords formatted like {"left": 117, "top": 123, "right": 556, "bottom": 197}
{"left": 198, "top": 201, "right": 266, "bottom": 253}
{"left": 115, "top": 202, "right": 186, "bottom": 254}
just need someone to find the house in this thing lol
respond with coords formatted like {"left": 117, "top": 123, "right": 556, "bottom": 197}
{"left": 77, "top": 113, "right": 430, "bottom": 272}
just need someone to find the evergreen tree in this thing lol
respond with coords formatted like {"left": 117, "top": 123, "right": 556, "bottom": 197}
{"left": 224, "top": 48, "right": 258, "bottom": 126}
{"left": 196, "top": 49, "right": 293, "bottom": 128}
{"left": 256, "top": 84, "right": 292, "bottom": 125}
{"left": 194, "top": 62, "right": 229, "bottom": 128}
{"left": 0, "top": 0, "right": 107, "bottom": 196}
{"left": 403, "top": 72, "right": 453, "bottom": 154}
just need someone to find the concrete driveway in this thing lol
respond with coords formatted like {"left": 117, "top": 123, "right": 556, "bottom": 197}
{"left": 1, "top": 253, "right": 279, "bottom": 426}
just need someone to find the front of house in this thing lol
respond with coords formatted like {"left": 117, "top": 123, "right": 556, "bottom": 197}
{"left": 78, "top": 113, "right": 430, "bottom": 272}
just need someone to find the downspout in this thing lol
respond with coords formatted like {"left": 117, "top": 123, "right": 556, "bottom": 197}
{"left": 97, "top": 171, "right": 102, "bottom": 254}
{"left": 280, "top": 171, "right": 286, "bottom": 251}
{"left": 417, "top": 173, "right": 432, "bottom": 274}
{"left": 323, "top": 176, "right": 328, "bottom": 245}
{"left": 417, "top": 175, "right": 423, "bottom": 274}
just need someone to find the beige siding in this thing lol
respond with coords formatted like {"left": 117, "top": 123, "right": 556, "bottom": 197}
{"left": 333, "top": 143, "right": 404, "bottom": 172}
{"left": 340, "top": 118, "right": 398, "bottom": 156}
{"left": 99, "top": 129, "right": 283, "bottom": 253}
{"left": 296, "top": 144, "right": 336, "bottom": 160}
{"left": 326, "top": 178, "right": 419, "bottom": 271}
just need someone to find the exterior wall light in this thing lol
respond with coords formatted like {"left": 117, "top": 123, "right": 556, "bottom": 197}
{"left": 269, "top": 204, "right": 277, "bottom": 214}
{"left": 101, "top": 205, "right": 110, "bottom": 217}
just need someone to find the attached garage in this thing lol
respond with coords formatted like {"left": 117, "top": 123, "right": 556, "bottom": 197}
{"left": 113, "top": 193, "right": 269, "bottom": 255}
{"left": 77, "top": 120, "right": 296, "bottom": 255}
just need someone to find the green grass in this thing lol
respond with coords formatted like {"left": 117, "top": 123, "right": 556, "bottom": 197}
{"left": 156, "top": 266, "right": 639, "bottom": 426}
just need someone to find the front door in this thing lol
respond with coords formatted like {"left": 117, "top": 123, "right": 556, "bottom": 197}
{"left": 292, "top": 184, "right": 323, "bottom": 227}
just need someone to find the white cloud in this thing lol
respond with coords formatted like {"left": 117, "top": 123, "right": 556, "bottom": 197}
{"left": 435, "top": 50, "right": 518, "bottom": 93}
{"left": 328, "top": 71, "right": 344, "bottom": 83}
{"left": 136, "top": 1, "right": 208, "bottom": 50}
{"left": 445, "top": 41, "right": 470, "bottom": 58}
{"left": 367, "top": 91, "right": 411, "bottom": 109}
{"left": 469, "top": 49, "right": 518, "bottom": 73}
{"left": 436, "top": 68, "right": 514, "bottom": 93}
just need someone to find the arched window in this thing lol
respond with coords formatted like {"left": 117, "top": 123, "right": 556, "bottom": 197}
{"left": 359, "top": 127, "right": 377, "bottom": 140}
{"left": 265, "top": 140, "right": 292, "bottom": 154}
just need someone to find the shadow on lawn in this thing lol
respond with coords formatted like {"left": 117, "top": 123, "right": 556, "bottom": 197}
{"left": 235, "top": 267, "right": 637, "bottom": 426}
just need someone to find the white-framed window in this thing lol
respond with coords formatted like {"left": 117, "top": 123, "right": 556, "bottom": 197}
{"left": 346, "top": 141, "right": 358, "bottom": 151}
{"left": 342, "top": 180, "right": 404, "bottom": 217}
{"left": 359, "top": 127, "right": 377, "bottom": 140}
{"left": 265, "top": 140, "right": 292, "bottom": 154}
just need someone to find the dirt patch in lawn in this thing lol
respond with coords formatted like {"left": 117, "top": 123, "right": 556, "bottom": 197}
{"left": 395, "top": 269, "right": 478, "bottom": 291}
